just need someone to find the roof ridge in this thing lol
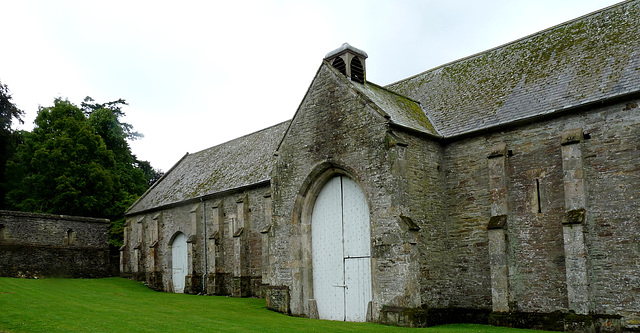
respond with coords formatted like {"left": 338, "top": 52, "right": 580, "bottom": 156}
{"left": 364, "top": 80, "right": 422, "bottom": 105}
{"left": 125, "top": 152, "right": 190, "bottom": 215}
{"left": 126, "top": 120, "right": 291, "bottom": 215}
{"left": 191, "top": 119, "right": 291, "bottom": 157}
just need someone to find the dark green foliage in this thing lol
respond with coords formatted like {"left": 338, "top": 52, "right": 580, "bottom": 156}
{"left": 81, "top": 97, "right": 141, "bottom": 141}
{"left": 137, "top": 159, "right": 165, "bottom": 186}
{"left": 0, "top": 80, "right": 24, "bottom": 210}
{"left": 6, "top": 99, "right": 116, "bottom": 215}
{"left": 3, "top": 97, "right": 161, "bottom": 247}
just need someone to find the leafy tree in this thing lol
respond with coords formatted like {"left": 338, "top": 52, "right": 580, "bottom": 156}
{"left": 0, "top": 80, "right": 25, "bottom": 209}
{"left": 84, "top": 98, "right": 149, "bottom": 196}
{"left": 5, "top": 97, "right": 161, "bottom": 247}
{"left": 81, "top": 97, "right": 142, "bottom": 145}
{"left": 5, "top": 99, "right": 118, "bottom": 216}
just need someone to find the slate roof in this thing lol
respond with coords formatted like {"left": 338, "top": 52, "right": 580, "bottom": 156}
{"left": 127, "top": 2, "right": 640, "bottom": 214}
{"left": 350, "top": 79, "right": 439, "bottom": 136}
{"left": 127, "top": 121, "right": 290, "bottom": 215}
{"left": 386, "top": 1, "right": 640, "bottom": 138}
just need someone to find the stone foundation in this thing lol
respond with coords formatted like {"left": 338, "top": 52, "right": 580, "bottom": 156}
{"left": 184, "top": 274, "right": 203, "bottom": 294}
{"left": 205, "top": 273, "right": 231, "bottom": 295}
{"left": 145, "top": 272, "right": 164, "bottom": 291}
{"left": 265, "top": 285, "right": 290, "bottom": 314}
{"left": 379, "top": 306, "right": 490, "bottom": 328}
{"left": 489, "top": 312, "right": 624, "bottom": 333}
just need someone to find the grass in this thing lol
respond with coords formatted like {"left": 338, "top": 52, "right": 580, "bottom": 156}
{"left": 0, "top": 277, "right": 550, "bottom": 333}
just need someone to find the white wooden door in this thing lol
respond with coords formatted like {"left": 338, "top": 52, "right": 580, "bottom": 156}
{"left": 344, "top": 257, "right": 372, "bottom": 321}
{"left": 312, "top": 176, "right": 371, "bottom": 322}
{"left": 171, "top": 232, "right": 188, "bottom": 293}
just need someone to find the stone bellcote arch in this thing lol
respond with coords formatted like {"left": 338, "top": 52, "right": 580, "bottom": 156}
{"left": 324, "top": 43, "right": 368, "bottom": 84}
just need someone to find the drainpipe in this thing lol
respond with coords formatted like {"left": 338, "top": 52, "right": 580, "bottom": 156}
{"left": 201, "top": 198, "right": 207, "bottom": 294}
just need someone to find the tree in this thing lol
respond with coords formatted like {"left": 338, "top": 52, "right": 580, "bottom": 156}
{"left": 5, "top": 99, "right": 118, "bottom": 216}
{"left": 0, "top": 80, "right": 25, "bottom": 209}
{"left": 82, "top": 97, "right": 162, "bottom": 246}
{"left": 4, "top": 97, "right": 160, "bottom": 247}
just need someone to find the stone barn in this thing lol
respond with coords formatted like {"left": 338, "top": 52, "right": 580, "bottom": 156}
{"left": 122, "top": 1, "right": 640, "bottom": 331}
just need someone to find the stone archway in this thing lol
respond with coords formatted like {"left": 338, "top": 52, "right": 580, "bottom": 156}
{"left": 311, "top": 175, "right": 372, "bottom": 322}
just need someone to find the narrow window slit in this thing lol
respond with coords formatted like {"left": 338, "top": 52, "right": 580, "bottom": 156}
{"left": 66, "top": 229, "right": 76, "bottom": 245}
{"left": 536, "top": 179, "right": 542, "bottom": 213}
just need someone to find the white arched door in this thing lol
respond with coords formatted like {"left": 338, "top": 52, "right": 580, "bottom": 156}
{"left": 312, "top": 176, "right": 371, "bottom": 322}
{"left": 171, "top": 232, "right": 188, "bottom": 293}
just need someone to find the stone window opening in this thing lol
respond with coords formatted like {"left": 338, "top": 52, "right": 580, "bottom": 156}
{"left": 332, "top": 57, "right": 347, "bottom": 76}
{"left": 0, "top": 224, "right": 6, "bottom": 241}
{"left": 350, "top": 56, "right": 364, "bottom": 83}
{"left": 66, "top": 229, "right": 76, "bottom": 245}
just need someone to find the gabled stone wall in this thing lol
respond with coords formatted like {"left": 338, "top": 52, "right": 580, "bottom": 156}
{"left": 269, "top": 62, "right": 435, "bottom": 319}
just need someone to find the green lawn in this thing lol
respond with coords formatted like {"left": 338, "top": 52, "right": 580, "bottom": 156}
{"left": 0, "top": 277, "right": 549, "bottom": 333}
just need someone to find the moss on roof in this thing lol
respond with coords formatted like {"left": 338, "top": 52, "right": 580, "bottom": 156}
{"left": 127, "top": 121, "right": 290, "bottom": 215}
{"left": 351, "top": 81, "right": 439, "bottom": 136}
{"left": 127, "top": 2, "right": 640, "bottom": 215}
{"left": 386, "top": 1, "right": 640, "bottom": 137}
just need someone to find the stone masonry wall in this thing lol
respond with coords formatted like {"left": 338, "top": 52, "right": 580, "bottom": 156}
{"left": 0, "top": 210, "right": 111, "bottom": 278}
{"left": 122, "top": 183, "right": 270, "bottom": 297}
{"left": 441, "top": 98, "right": 640, "bottom": 330}
{"left": 389, "top": 130, "right": 450, "bottom": 309}
{"left": 441, "top": 135, "right": 495, "bottom": 311}
{"left": 581, "top": 99, "right": 640, "bottom": 329}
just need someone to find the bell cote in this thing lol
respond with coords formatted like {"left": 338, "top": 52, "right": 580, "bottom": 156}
{"left": 324, "top": 43, "right": 368, "bottom": 84}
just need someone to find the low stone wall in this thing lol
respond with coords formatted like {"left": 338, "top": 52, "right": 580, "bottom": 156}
{"left": 0, "top": 210, "right": 113, "bottom": 278}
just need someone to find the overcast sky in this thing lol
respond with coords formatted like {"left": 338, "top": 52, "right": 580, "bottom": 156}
{"left": 1, "top": 0, "right": 621, "bottom": 171}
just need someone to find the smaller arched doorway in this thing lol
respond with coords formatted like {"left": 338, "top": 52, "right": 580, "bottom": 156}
{"left": 171, "top": 232, "right": 188, "bottom": 293}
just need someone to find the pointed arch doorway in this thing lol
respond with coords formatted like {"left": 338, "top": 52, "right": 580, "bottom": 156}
{"left": 171, "top": 232, "right": 188, "bottom": 293}
{"left": 312, "top": 175, "right": 372, "bottom": 322}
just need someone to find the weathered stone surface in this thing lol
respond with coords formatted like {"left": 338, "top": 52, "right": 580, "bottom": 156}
{"left": 266, "top": 285, "right": 290, "bottom": 314}
{"left": 122, "top": 182, "right": 270, "bottom": 297}
{"left": 0, "top": 210, "right": 112, "bottom": 278}
{"left": 269, "top": 62, "right": 440, "bottom": 319}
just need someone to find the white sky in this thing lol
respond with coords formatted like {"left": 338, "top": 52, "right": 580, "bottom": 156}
{"left": 0, "top": 0, "right": 621, "bottom": 171}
